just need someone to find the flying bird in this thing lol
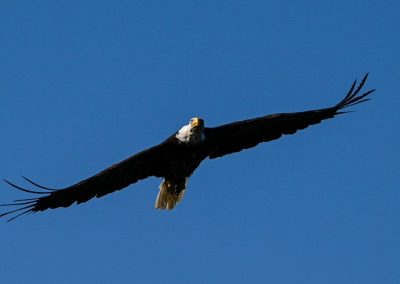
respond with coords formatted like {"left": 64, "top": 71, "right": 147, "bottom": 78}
{"left": 0, "top": 74, "right": 374, "bottom": 221}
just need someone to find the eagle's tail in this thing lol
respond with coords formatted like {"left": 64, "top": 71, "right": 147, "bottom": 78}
{"left": 155, "top": 179, "right": 187, "bottom": 210}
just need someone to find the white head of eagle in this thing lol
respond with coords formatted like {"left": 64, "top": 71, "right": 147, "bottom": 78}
{"left": 175, "top": 117, "right": 205, "bottom": 144}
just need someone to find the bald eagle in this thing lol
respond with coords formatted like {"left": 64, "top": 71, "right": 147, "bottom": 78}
{"left": 0, "top": 74, "right": 374, "bottom": 221}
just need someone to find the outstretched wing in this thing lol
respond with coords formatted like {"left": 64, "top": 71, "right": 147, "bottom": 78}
{"left": 1, "top": 140, "right": 172, "bottom": 221}
{"left": 204, "top": 73, "right": 374, "bottom": 159}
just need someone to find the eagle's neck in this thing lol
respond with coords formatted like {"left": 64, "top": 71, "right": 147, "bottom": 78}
{"left": 175, "top": 124, "right": 205, "bottom": 144}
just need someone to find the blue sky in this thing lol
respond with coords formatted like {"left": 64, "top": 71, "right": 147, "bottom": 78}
{"left": 0, "top": 1, "right": 399, "bottom": 283}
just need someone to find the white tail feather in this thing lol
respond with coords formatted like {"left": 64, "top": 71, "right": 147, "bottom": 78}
{"left": 155, "top": 179, "right": 186, "bottom": 210}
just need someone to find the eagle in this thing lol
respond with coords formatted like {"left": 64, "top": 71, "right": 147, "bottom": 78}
{"left": 0, "top": 74, "right": 374, "bottom": 221}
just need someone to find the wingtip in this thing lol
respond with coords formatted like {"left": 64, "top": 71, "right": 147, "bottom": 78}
{"left": 3, "top": 178, "right": 49, "bottom": 195}
{"left": 336, "top": 73, "right": 374, "bottom": 110}
{"left": 21, "top": 176, "right": 58, "bottom": 191}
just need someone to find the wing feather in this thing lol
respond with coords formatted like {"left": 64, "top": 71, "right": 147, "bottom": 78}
{"left": 1, "top": 140, "right": 172, "bottom": 221}
{"left": 205, "top": 73, "right": 374, "bottom": 159}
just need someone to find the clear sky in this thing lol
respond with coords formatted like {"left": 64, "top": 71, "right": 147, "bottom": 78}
{"left": 0, "top": 1, "right": 398, "bottom": 283}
